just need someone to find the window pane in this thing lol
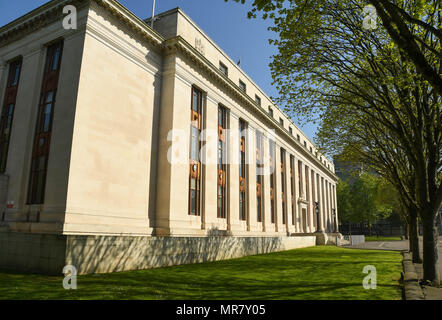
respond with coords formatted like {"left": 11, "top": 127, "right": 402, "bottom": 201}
{"left": 45, "top": 91, "right": 54, "bottom": 103}
{"left": 190, "top": 190, "right": 196, "bottom": 214}
{"left": 43, "top": 104, "right": 52, "bottom": 132}
{"left": 52, "top": 47, "right": 61, "bottom": 71}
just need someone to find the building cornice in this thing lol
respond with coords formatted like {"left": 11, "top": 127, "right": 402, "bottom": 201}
{"left": 0, "top": 0, "right": 85, "bottom": 47}
{"left": 165, "top": 36, "right": 338, "bottom": 182}
{"left": 92, "top": 0, "right": 164, "bottom": 47}
{"left": 0, "top": 0, "right": 164, "bottom": 49}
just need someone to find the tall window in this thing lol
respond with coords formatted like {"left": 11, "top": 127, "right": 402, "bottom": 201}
{"left": 189, "top": 86, "right": 203, "bottom": 216}
{"left": 0, "top": 58, "right": 22, "bottom": 173}
{"left": 239, "top": 119, "right": 247, "bottom": 221}
{"left": 27, "top": 41, "right": 63, "bottom": 204}
{"left": 256, "top": 131, "right": 264, "bottom": 222}
{"left": 269, "top": 139, "right": 276, "bottom": 223}
{"left": 280, "top": 148, "right": 286, "bottom": 225}
{"left": 290, "top": 155, "right": 296, "bottom": 225}
{"left": 217, "top": 105, "right": 227, "bottom": 219}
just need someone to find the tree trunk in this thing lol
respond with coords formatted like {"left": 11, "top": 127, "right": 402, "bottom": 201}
{"left": 404, "top": 222, "right": 409, "bottom": 239}
{"left": 409, "top": 211, "right": 422, "bottom": 263}
{"left": 422, "top": 213, "right": 440, "bottom": 286}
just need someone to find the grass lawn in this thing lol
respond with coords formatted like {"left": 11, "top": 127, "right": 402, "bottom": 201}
{"left": 0, "top": 246, "right": 403, "bottom": 300}
{"left": 365, "top": 236, "right": 403, "bottom": 242}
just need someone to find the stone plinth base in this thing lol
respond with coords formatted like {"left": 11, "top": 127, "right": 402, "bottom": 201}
{"left": 312, "top": 232, "right": 343, "bottom": 245}
{"left": 0, "top": 231, "right": 316, "bottom": 275}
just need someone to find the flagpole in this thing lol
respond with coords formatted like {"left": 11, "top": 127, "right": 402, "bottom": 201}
{"left": 151, "top": 0, "right": 156, "bottom": 28}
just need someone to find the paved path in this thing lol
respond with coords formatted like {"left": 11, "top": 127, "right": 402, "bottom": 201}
{"left": 346, "top": 237, "right": 442, "bottom": 300}
{"left": 346, "top": 239, "right": 409, "bottom": 251}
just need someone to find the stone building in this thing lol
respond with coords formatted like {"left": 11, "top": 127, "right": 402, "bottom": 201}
{"left": 0, "top": 0, "right": 339, "bottom": 274}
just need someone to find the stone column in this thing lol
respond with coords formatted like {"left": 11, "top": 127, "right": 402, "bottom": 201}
{"left": 7, "top": 45, "right": 45, "bottom": 222}
{"left": 300, "top": 161, "right": 307, "bottom": 233}
{"left": 287, "top": 155, "right": 295, "bottom": 233}
{"left": 155, "top": 69, "right": 192, "bottom": 235}
{"left": 285, "top": 153, "right": 294, "bottom": 234}
{"left": 333, "top": 184, "right": 339, "bottom": 232}
{"left": 311, "top": 169, "right": 317, "bottom": 231}
{"left": 0, "top": 58, "right": 8, "bottom": 212}
{"left": 0, "top": 59, "right": 7, "bottom": 95}
{"left": 324, "top": 179, "right": 328, "bottom": 232}
{"left": 327, "top": 180, "right": 333, "bottom": 232}
{"left": 321, "top": 176, "right": 326, "bottom": 232}
{"left": 201, "top": 96, "right": 220, "bottom": 231}
{"left": 307, "top": 167, "right": 314, "bottom": 233}
{"left": 316, "top": 173, "right": 323, "bottom": 231}
{"left": 247, "top": 127, "right": 257, "bottom": 232}
{"left": 282, "top": 149, "right": 290, "bottom": 233}
{"left": 274, "top": 144, "right": 283, "bottom": 233}
{"left": 228, "top": 112, "right": 241, "bottom": 233}
{"left": 294, "top": 157, "right": 300, "bottom": 233}
{"left": 262, "top": 136, "right": 271, "bottom": 233}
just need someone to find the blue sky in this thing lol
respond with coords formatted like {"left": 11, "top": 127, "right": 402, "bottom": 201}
{"left": 0, "top": 0, "right": 318, "bottom": 140}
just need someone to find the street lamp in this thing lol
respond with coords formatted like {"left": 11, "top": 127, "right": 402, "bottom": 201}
{"left": 315, "top": 201, "right": 321, "bottom": 232}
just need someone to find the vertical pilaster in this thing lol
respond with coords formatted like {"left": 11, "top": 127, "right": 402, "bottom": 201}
{"left": 333, "top": 183, "right": 339, "bottom": 232}
{"left": 307, "top": 167, "right": 314, "bottom": 233}
{"left": 202, "top": 97, "right": 219, "bottom": 231}
{"left": 288, "top": 155, "right": 295, "bottom": 233}
{"left": 274, "top": 145, "right": 282, "bottom": 233}
{"left": 284, "top": 153, "right": 292, "bottom": 233}
{"left": 262, "top": 136, "right": 271, "bottom": 233}
{"left": 300, "top": 161, "right": 307, "bottom": 233}
{"left": 0, "top": 59, "right": 7, "bottom": 96}
{"left": 247, "top": 127, "right": 257, "bottom": 232}
{"left": 311, "top": 169, "right": 317, "bottom": 231}
{"left": 328, "top": 180, "right": 332, "bottom": 232}
{"left": 155, "top": 67, "right": 191, "bottom": 235}
{"left": 294, "top": 158, "right": 300, "bottom": 232}
{"left": 321, "top": 176, "right": 326, "bottom": 232}
{"left": 316, "top": 173, "right": 323, "bottom": 231}
{"left": 7, "top": 45, "right": 45, "bottom": 221}
{"left": 325, "top": 180, "right": 330, "bottom": 232}
{"left": 228, "top": 113, "right": 240, "bottom": 232}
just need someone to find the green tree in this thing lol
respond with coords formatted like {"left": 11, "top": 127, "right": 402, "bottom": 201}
{"left": 337, "top": 172, "right": 395, "bottom": 226}
{"left": 226, "top": 0, "right": 440, "bottom": 284}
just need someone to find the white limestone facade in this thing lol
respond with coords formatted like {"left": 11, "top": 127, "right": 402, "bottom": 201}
{"left": 0, "top": 0, "right": 339, "bottom": 274}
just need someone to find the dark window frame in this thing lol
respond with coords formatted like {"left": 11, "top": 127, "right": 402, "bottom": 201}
{"left": 239, "top": 119, "right": 248, "bottom": 221}
{"left": 256, "top": 131, "right": 264, "bottom": 223}
{"left": 27, "top": 41, "right": 64, "bottom": 205}
{"left": 189, "top": 86, "right": 204, "bottom": 216}
{"left": 269, "top": 139, "right": 276, "bottom": 224}
{"left": 217, "top": 104, "right": 227, "bottom": 219}
{"left": 280, "top": 148, "right": 286, "bottom": 225}
{"left": 0, "top": 58, "right": 22, "bottom": 173}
